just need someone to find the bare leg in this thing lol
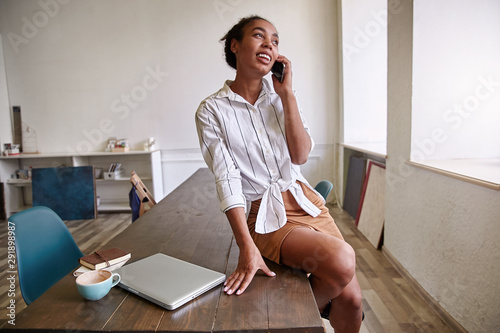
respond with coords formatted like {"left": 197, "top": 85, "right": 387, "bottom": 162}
{"left": 280, "top": 227, "right": 363, "bottom": 333}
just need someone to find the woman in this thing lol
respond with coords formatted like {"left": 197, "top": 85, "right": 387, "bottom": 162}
{"left": 195, "top": 16, "right": 363, "bottom": 332}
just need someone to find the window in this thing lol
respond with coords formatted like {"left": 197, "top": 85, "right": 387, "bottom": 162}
{"left": 412, "top": 0, "right": 500, "bottom": 160}
{"left": 411, "top": 0, "right": 500, "bottom": 188}
{"left": 341, "top": 0, "right": 387, "bottom": 156}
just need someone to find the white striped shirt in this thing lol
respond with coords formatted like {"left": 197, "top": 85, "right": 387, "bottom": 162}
{"left": 195, "top": 79, "right": 322, "bottom": 234}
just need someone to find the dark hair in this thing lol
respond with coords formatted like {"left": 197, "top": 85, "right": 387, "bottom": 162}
{"left": 220, "top": 15, "right": 270, "bottom": 70}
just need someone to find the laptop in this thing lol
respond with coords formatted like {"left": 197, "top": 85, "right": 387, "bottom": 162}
{"left": 115, "top": 253, "right": 226, "bottom": 310}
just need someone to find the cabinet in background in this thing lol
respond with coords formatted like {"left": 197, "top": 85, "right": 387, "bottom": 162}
{"left": 0, "top": 150, "right": 163, "bottom": 218}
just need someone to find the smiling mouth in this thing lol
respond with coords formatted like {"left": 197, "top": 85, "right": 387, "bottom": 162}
{"left": 257, "top": 53, "right": 271, "bottom": 62}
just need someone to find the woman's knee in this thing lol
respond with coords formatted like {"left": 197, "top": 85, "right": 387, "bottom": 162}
{"left": 317, "top": 242, "right": 356, "bottom": 288}
{"left": 304, "top": 242, "right": 356, "bottom": 287}
{"left": 281, "top": 229, "right": 356, "bottom": 286}
{"left": 333, "top": 243, "right": 356, "bottom": 286}
{"left": 334, "top": 276, "right": 363, "bottom": 312}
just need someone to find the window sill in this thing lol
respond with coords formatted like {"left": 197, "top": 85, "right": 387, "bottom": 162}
{"left": 340, "top": 142, "right": 387, "bottom": 159}
{"left": 407, "top": 159, "right": 500, "bottom": 191}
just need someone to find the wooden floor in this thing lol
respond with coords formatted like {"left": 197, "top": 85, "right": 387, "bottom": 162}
{"left": 0, "top": 207, "right": 456, "bottom": 332}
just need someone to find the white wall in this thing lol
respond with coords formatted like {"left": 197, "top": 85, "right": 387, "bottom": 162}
{"left": 0, "top": 0, "right": 338, "bottom": 196}
{"left": 386, "top": 1, "right": 500, "bottom": 332}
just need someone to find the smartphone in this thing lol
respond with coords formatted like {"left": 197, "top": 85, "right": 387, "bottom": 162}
{"left": 271, "top": 61, "right": 285, "bottom": 83}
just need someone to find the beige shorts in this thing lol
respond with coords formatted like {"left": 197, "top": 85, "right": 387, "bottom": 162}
{"left": 247, "top": 181, "right": 344, "bottom": 264}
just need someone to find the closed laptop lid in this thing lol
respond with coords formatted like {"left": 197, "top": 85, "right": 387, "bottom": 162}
{"left": 115, "top": 253, "right": 226, "bottom": 310}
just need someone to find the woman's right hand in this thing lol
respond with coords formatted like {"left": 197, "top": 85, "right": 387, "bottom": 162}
{"left": 224, "top": 243, "right": 276, "bottom": 295}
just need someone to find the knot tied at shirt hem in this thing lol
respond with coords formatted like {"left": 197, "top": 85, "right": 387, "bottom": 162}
{"left": 254, "top": 181, "right": 321, "bottom": 234}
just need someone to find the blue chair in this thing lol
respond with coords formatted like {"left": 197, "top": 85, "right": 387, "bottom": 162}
{"left": 9, "top": 206, "right": 83, "bottom": 305}
{"left": 315, "top": 180, "right": 334, "bottom": 200}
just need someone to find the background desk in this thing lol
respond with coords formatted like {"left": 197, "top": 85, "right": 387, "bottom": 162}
{"left": 5, "top": 168, "right": 324, "bottom": 333}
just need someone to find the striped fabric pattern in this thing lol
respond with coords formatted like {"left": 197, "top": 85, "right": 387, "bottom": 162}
{"left": 195, "top": 79, "right": 321, "bottom": 234}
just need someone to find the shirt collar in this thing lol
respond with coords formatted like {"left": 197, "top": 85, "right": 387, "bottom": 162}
{"left": 216, "top": 78, "right": 275, "bottom": 106}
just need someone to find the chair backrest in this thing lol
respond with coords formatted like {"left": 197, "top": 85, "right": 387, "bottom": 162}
{"left": 9, "top": 206, "right": 83, "bottom": 305}
{"left": 130, "top": 171, "right": 156, "bottom": 219}
{"left": 315, "top": 180, "right": 334, "bottom": 200}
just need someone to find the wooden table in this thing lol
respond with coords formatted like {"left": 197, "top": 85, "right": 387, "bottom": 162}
{"left": 5, "top": 168, "right": 325, "bottom": 332}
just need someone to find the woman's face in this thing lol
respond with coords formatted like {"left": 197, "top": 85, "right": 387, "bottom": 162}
{"left": 231, "top": 19, "right": 280, "bottom": 78}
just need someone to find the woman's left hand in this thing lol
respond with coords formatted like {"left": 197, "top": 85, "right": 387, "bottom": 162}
{"left": 272, "top": 55, "right": 293, "bottom": 97}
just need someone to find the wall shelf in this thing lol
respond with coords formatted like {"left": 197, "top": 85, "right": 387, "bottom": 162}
{"left": 0, "top": 150, "right": 163, "bottom": 217}
{"left": 5, "top": 178, "right": 31, "bottom": 187}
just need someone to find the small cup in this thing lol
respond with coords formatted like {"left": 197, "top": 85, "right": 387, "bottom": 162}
{"left": 76, "top": 270, "right": 121, "bottom": 301}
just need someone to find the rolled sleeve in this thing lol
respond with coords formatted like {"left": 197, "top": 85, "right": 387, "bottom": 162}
{"left": 220, "top": 193, "right": 247, "bottom": 213}
{"left": 214, "top": 167, "right": 246, "bottom": 213}
{"left": 196, "top": 101, "right": 245, "bottom": 213}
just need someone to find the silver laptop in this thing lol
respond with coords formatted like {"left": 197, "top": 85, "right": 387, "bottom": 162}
{"left": 115, "top": 253, "right": 226, "bottom": 310}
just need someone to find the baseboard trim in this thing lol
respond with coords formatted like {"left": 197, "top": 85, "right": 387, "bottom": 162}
{"left": 381, "top": 246, "right": 468, "bottom": 333}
